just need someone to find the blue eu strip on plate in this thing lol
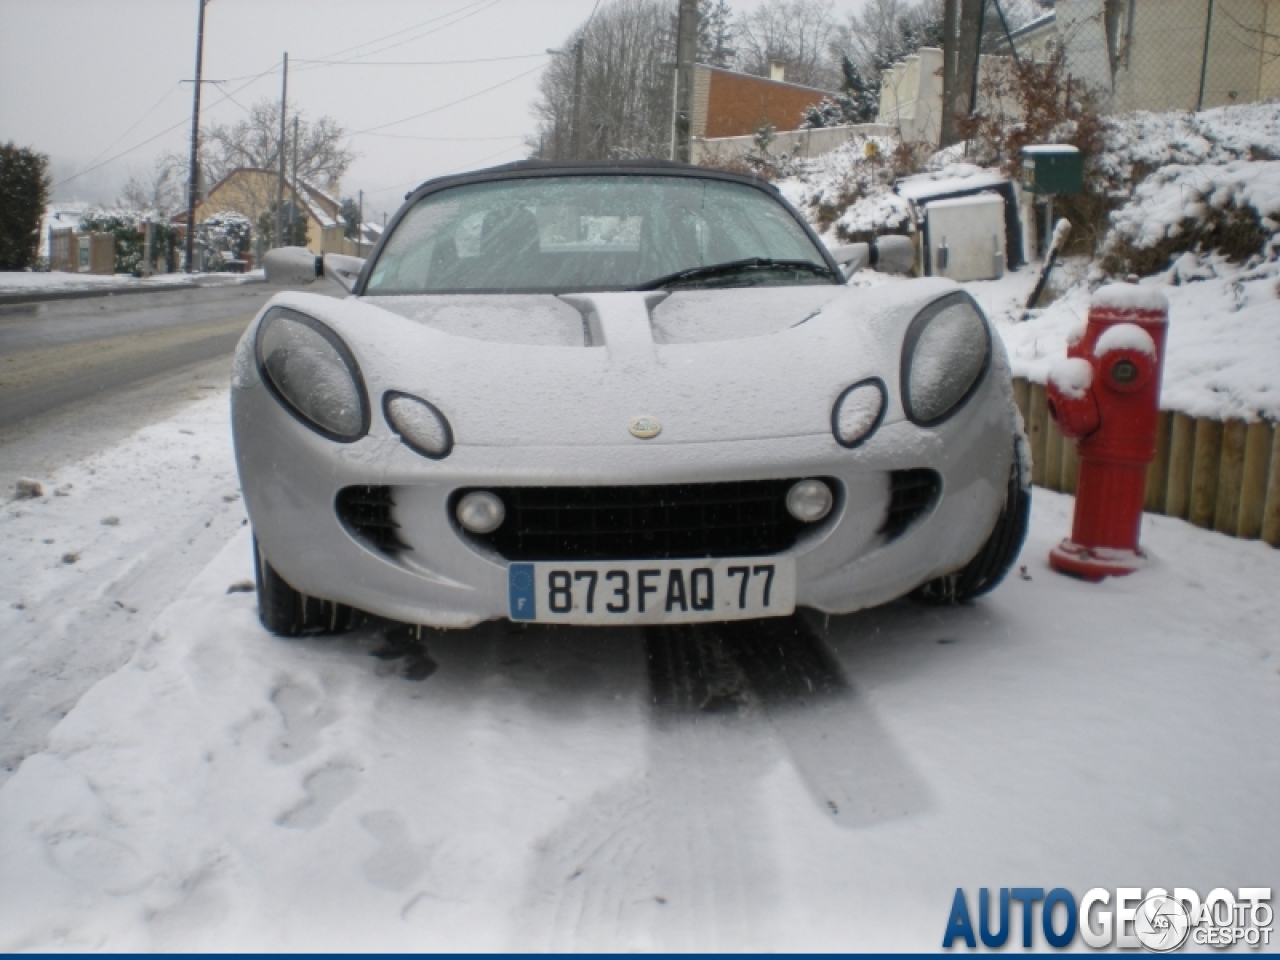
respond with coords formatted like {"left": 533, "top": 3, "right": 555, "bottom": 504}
{"left": 508, "top": 563, "right": 536, "bottom": 621}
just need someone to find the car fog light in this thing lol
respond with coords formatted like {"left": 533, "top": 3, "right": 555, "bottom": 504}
{"left": 385, "top": 391, "right": 453, "bottom": 459}
{"left": 832, "top": 378, "right": 887, "bottom": 448}
{"left": 786, "top": 479, "right": 833, "bottom": 523}
{"left": 456, "top": 491, "right": 505, "bottom": 534}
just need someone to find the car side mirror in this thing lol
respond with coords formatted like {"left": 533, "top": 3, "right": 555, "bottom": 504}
{"left": 830, "top": 243, "right": 871, "bottom": 278}
{"left": 829, "top": 236, "right": 916, "bottom": 278}
{"left": 322, "top": 253, "right": 365, "bottom": 293}
{"left": 873, "top": 235, "right": 915, "bottom": 275}
{"left": 263, "top": 246, "right": 321, "bottom": 285}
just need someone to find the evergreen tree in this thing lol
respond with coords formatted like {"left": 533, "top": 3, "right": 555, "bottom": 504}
{"left": 340, "top": 198, "right": 361, "bottom": 240}
{"left": 0, "top": 142, "right": 51, "bottom": 271}
{"left": 697, "top": 0, "right": 737, "bottom": 67}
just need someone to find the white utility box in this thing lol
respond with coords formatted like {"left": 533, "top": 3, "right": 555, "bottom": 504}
{"left": 924, "top": 192, "right": 1006, "bottom": 282}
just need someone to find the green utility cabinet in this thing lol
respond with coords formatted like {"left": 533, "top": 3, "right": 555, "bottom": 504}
{"left": 1020, "top": 145, "right": 1083, "bottom": 195}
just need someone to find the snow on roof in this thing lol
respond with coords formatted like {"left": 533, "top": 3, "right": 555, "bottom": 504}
{"left": 923, "top": 191, "right": 1004, "bottom": 211}
{"left": 897, "top": 165, "right": 1008, "bottom": 201}
{"left": 1024, "top": 144, "right": 1079, "bottom": 154}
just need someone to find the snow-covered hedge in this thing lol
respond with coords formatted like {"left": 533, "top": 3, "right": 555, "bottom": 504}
{"left": 1100, "top": 160, "right": 1280, "bottom": 276}
{"left": 79, "top": 209, "right": 180, "bottom": 276}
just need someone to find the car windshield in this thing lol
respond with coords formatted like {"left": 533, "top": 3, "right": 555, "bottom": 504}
{"left": 363, "top": 174, "right": 836, "bottom": 295}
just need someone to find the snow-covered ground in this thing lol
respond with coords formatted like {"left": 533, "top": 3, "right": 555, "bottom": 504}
{"left": 0, "top": 384, "right": 1277, "bottom": 950}
{"left": 0, "top": 270, "right": 264, "bottom": 297}
{"left": 976, "top": 256, "right": 1280, "bottom": 421}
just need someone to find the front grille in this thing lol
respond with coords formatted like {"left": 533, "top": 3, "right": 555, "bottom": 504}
{"left": 336, "top": 485, "right": 409, "bottom": 554}
{"left": 882, "top": 469, "right": 940, "bottom": 540}
{"left": 463, "top": 480, "right": 820, "bottom": 561}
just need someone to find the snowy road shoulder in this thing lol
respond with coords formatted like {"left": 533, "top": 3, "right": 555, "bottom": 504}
{"left": 1, "top": 485, "right": 1277, "bottom": 950}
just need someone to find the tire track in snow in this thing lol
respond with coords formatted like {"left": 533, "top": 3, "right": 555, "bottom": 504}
{"left": 516, "top": 616, "right": 930, "bottom": 949}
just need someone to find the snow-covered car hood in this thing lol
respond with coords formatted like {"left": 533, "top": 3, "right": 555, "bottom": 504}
{"left": 253, "top": 279, "right": 968, "bottom": 447}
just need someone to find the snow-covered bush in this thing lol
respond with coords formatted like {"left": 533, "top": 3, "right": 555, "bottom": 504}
{"left": 79, "top": 209, "right": 179, "bottom": 276}
{"left": 198, "top": 211, "right": 252, "bottom": 255}
{"left": 776, "top": 135, "right": 911, "bottom": 243}
{"left": 1100, "top": 160, "right": 1280, "bottom": 277}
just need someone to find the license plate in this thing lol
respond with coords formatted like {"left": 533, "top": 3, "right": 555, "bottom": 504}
{"left": 508, "top": 557, "right": 795, "bottom": 625}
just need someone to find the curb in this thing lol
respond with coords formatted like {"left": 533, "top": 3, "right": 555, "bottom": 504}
{"left": 0, "top": 274, "right": 266, "bottom": 306}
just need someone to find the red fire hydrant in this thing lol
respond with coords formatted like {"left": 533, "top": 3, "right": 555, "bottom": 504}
{"left": 1045, "top": 283, "right": 1169, "bottom": 580}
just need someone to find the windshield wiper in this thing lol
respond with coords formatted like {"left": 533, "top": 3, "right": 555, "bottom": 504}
{"left": 633, "top": 257, "right": 838, "bottom": 291}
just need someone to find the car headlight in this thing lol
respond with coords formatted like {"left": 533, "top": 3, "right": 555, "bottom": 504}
{"left": 901, "top": 292, "right": 990, "bottom": 426}
{"left": 832, "top": 378, "right": 887, "bottom": 448}
{"left": 256, "top": 306, "right": 368, "bottom": 442}
{"left": 384, "top": 391, "right": 453, "bottom": 459}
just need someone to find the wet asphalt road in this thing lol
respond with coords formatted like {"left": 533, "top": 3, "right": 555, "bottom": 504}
{"left": 0, "top": 284, "right": 276, "bottom": 434}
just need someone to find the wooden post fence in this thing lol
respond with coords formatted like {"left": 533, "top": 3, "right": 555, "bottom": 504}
{"left": 1012, "top": 377, "right": 1280, "bottom": 547}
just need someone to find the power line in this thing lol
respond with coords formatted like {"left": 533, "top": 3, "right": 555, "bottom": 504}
{"left": 351, "top": 62, "right": 549, "bottom": 135}
{"left": 51, "top": 62, "right": 280, "bottom": 190}
{"left": 362, "top": 142, "right": 528, "bottom": 198}
{"left": 359, "top": 132, "right": 526, "bottom": 142}
{"left": 79, "top": 83, "right": 183, "bottom": 172}
{"left": 305, "top": 0, "right": 492, "bottom": 64}
{"left": 292, "top": 0, "right": 504, "bottom": 72}
{"left": 293, "top": 53, "right": 546, "bottom": 66}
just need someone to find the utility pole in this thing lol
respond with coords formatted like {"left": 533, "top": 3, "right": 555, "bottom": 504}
{"left": 674, "top": 0, "right": 698, "bottom": 163}
{"left": 275, "top": 51, "right": 288, "bottom": 249}
{"left": 958, "top": 0, "right": 984, "bottom": 118}
{"left": 357, "top": 189, "right": 364, "bottom": 254}
{"left": 184, "top": 0, "right": 209, "bottom": 274}
{"left": 289, "top": 114, "right": 299, "bottom": 244}
{"left": 570, "top": 37, "right": 585, "bottom": 160}
{"left": 940, "top": 0, "right": 960, "bottom": 147}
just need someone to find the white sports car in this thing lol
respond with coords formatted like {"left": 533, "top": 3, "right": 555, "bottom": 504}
{"left": 235, "top": 160, "right": 1028, "bottom": 636}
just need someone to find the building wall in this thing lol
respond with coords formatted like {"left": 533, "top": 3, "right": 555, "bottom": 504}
{"left": 876, "top": 47, "right": 945, "bottom": 145}
{"left": 194, "top": 169, "right": 337, "bottom": 255}
{"left": 692, "top": 123, "right": 897, "bottom": 164}
{"left": 1057, "top": 0, "right": 1280, "bottom": 113}
{"left": 695, "top": 65, "right": 834, "bottom": 139}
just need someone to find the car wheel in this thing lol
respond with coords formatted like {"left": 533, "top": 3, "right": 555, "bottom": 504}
{"left": 253, "top": 536, "right": 361, "bottom": 636}
{"left": 913, "top": 442, "right": 1031, "bottom": 604}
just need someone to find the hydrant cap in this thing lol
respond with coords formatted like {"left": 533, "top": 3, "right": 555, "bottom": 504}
{"left": 1091, "top": 283, "right": 1169, "bottom": 316}
{"left": 1094, "top": 323, "right": 1157, "bottom": 358}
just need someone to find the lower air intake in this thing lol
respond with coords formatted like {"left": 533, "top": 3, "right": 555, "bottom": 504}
{"left": 882, "top": 469, "right": 940, "bottom": 540}
{"left": 336, "top": 485, "right": 409, "bottom": 554}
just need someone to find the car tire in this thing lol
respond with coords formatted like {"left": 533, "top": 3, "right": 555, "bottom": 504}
{"left": 913, "top": 442, "right": 1031, "bottom": 605}
{"left": 253, "top": 536, "right": 362, "bottom": 636}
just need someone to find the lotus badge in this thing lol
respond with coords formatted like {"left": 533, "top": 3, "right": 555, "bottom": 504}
{"left": 629, "top": 416, "right": 661, "bottom": 439}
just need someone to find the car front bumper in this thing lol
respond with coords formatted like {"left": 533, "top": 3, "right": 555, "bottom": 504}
{"left": 232, "top": 354, "right": 1017, "bottom": 630}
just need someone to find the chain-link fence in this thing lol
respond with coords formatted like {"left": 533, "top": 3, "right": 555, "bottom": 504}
{"left": 998, "top": 0, "right": 1280, "bottom": 114}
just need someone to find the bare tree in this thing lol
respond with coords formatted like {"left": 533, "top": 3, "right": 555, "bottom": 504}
{"left": 530, "top": 0, "right": 677, "bottom": 161}
{"left": 161, "top": 99, "right": 356, "bottom": 195}
{"left": 833, "top": 0, "right": 945, "bottom": 83}
{"left": 119, "top": 157, "right": 184, "bottom": 214}
{"left": 734, "top": 0, "right": 842, "bottom": 89}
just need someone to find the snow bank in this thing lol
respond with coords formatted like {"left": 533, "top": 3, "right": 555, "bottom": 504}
{"left": 1105, "top": 160, "right": 1280, "bottom": 256}
{"left": 979, "top": 256, "right": 1280, "bottom": 421}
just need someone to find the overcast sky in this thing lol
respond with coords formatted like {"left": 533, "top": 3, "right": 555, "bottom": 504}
{"left": 1, "top": 0, "right": 867, "bottom": 221}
